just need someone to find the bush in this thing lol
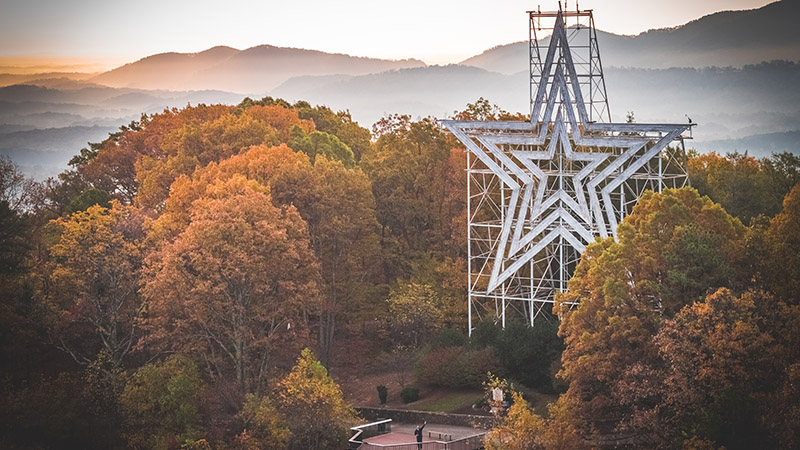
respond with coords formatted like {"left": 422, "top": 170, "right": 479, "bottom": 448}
{"left": 416, "top": 346, "right": 501, "bottom": 388}
{"left": 400, "top": 387, "right": 420, "bottom": 404}
{"left": 431, "top": 327, "right": 466, "bottom": 349}
{"left": 469, "top": 320, "right": 563, "bottom": 391}
{"left": 376, "top": 385, "right": 388, "bottom": 404}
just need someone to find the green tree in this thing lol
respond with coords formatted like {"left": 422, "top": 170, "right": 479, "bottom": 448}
{"left": 288, "top": 126, "right": 355, "bottom": 168}
{"left": 275, "top": 348, "right": 358, "bottom": 450}
{"left": 64, "top": 187, "right": 112, "bottom": 215}
{"left": 121, "top": 354, "right": 206, "bottom": 450}
{"left": 469, "top": 320, "right": 563, "bottom": 392}
{"left": 386, "top": 283, "right": 446, "bottom": 347}
{"left": 760, "top": 152, "right": 800, "bottom": 208}
{"left": 292, "top": 101, "right": 371, "bottom": 162}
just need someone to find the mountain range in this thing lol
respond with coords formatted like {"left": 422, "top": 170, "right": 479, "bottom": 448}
{"left": 2, "top": 0, "right": 799, "bottom": 179}
{"left": 89, "top": 45, "right": 425, "bottom": 93}
{"left": 463, "top": 0, "right": 800, "bottom": 74}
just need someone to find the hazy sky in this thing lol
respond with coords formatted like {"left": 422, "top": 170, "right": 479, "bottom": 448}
{"left": 0, "top": 0, "right": 777, "bottom": 67}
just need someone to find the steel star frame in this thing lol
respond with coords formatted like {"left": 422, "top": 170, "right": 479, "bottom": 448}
{"left": 441, "top": 6, "right": 694, "bottom": 334}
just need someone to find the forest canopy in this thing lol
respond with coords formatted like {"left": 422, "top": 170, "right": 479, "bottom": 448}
{"left": 1, "top": 97, "right": 799, "bottom": 449}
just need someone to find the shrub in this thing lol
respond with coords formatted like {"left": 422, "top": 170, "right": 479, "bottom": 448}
{"left": 400, "top": 387, "right": 420, "bottom": 404}
{"left": 376, "top": 385, "right": 388, "bottom": 404}
{"left": 416, "top": 346, "right": 501, "bottom": 388}
{"left": 431, "top": 327, "right": 466, "bottom": 349}
{"left": 469, "top": 320, "right": 563, "bottom": 391}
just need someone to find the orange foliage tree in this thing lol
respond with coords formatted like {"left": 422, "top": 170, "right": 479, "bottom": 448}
{"left": 141, "top": 176, "right": 321, "bottom": 392}
{"left": 146, "top": 144, "right": 382, "bottom": 364}
{"left": 554, "top": 187, "right": 747, "bottom": 441}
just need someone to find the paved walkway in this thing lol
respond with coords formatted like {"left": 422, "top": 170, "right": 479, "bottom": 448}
{"left": 362, "top": 422, "right": 486, "bottom": 448}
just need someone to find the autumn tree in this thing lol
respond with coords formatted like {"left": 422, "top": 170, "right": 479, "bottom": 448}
{"left": 270, "top": 155, "right": 382, "bottom": 363}
{"left": 751, "top": 184, "right": 800, "bottom": 304}
{"left": 147, "top": 144, "right": 383, "bottom": 365}
{"left": 687, "top": 151, "right": 800, "bottom": 224}
{"left": 77, "top": 106, "right": 233, "bottom": 204}
{"left": 485, "top": 392, "right": 546, "bottom": 450}
{"left": 146, "top": 144, "right": 311, "bottom": 246}
{"left": 452, "top": 97, "right": 528, "bottom": 121}
{"left": 362, "top": 115, "right": 466, "bottom": 279}
{"left": 485, "top": 391, "right": 586, "bottom": 450}
{"left": 136, "top": 108, "right": 280, "bottom": 209}
{"left": 142, "top": 176, "right": 321, "bottom": 392}
{"left": 42, "top": 201, "right": 144, "bottom": 369}
{"left": 633, "top": 289, "right": 785, "bottom": 449}
{"left": 554, "top": 187, "right": 747, "bottom": 440}
{"left": 235, "top": 393, "right": 290, "bottom": 450}
{"left": 275, "top": 348, "right": 358, "bottom": 450}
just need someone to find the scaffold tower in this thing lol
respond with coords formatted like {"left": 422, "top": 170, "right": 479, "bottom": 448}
{"left": 441, "top": 4, "right": 694, "bottom": 334}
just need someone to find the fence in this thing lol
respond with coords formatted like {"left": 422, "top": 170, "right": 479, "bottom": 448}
{"left": 350, "top": 433, "right": 486, "bottom": 450}
{"left": 350, "top": 419, "right": 393, "bottom": 450}
{"left": 353, "top": 432, "right": 486, "bottom": 450}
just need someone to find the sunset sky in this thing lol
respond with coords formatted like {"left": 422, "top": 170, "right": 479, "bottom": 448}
{"left": 0, "top": 0, "right": 777, "bottom": 69}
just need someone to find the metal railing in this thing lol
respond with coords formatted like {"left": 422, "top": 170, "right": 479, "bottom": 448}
{"left": 350, "top": 419, "right": 394, "bottom": 449}
{"left": 356, "top": 432, "right": 486, "bottom": 450}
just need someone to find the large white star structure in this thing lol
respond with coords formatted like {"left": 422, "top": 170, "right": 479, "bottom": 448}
{"left": 442, "top": 9, "right": 690, "bottom": 295}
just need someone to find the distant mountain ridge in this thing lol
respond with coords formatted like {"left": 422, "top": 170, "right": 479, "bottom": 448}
{"left": 90, "top": 45, "right": 426, "bottom": 94}
{"left": 271, "top": 60, "right": 800, "bottom": 153}
{"left": 81, "top": 1, "right": 800, "bottom": 95}
{"left": 461, "top": 0, "right": 800, "bottom": 73}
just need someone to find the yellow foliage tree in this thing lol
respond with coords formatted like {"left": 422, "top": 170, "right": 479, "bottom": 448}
{"left": 275, "top": 348, "right": 358, "bottom": 450}
{"left": 485, "top": 392, "right": 546, "bottom": 450}
{"left": 44, "top": 200, "right": 143, "bottom": 369}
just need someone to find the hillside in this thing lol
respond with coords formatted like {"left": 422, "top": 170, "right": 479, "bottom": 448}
{"left": 461, "top": 0, "right": 800, "bottom": 73}
{"left": 90, "top": 45, "right": 426, "bottom": 93}
{"left": 0, "top": 72, "right": 96, "bottom": 88}
{"left": 0, "top": 80, "right": 247, "bottom": 178}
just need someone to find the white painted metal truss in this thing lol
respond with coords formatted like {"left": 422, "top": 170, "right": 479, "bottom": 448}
{"left": 441, "top": 7, "right": 694, "bottom": 333}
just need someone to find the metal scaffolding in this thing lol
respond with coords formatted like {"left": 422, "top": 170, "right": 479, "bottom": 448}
{"left": 442, "top": 5, "right": 694, "bottom": 334}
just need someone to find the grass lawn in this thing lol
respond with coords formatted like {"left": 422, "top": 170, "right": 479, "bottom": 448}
{"left": 408, "top": 390, "right": 483, "bottom": 413}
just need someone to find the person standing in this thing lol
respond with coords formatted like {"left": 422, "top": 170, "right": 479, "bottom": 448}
{"left": 414, "top": 420, "right": 427, "bottom": 450}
